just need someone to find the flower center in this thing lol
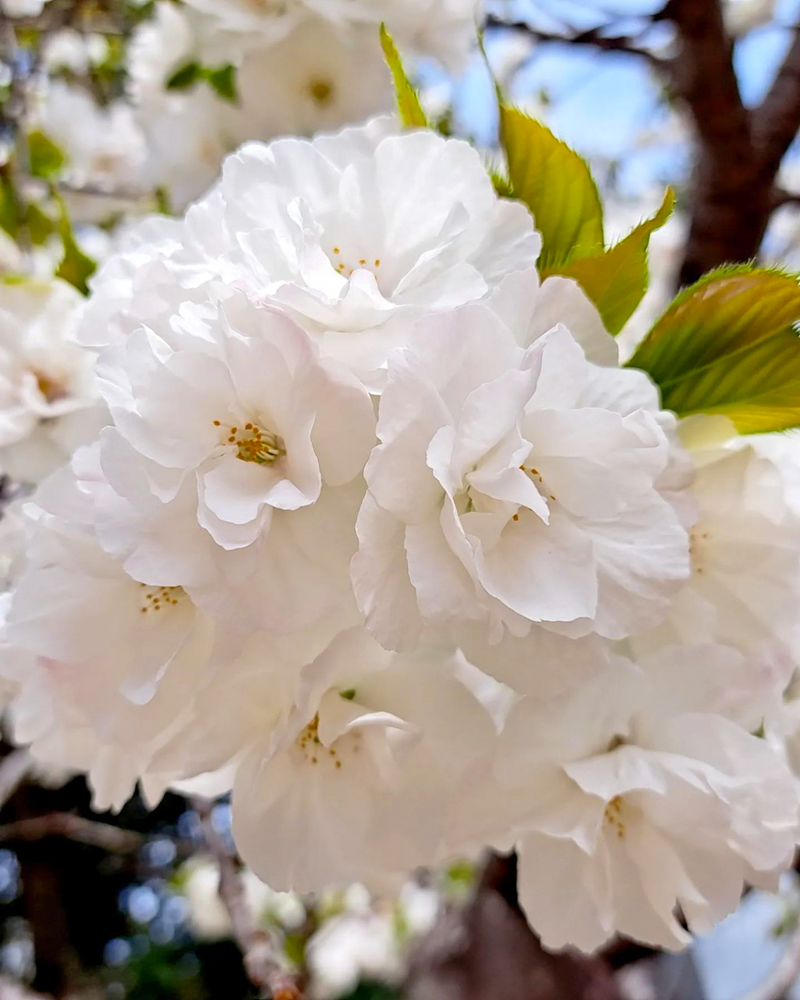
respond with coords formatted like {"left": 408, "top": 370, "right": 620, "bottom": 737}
{"left": 309, "top": 78, "right": 334, "bottom": 105}
{"left": 604, "top": 795, "right": 626, "bottom": 839}
{"left": 138, "top": 584, "right": 186, "bottom": 615}
{"left": 294, "top": 714, "right": 362, "bottom": 771}
{"left": 31, "top": 369, "right": 68, "bottom": 404}
{"left": 689, "top": 527, "right": 710, "bottom": 575}
{"left": 328, "top": 245, "right": 383, "bottom": 279}
{"left": 213, "top": 420, "right": 286, "bottom": 466}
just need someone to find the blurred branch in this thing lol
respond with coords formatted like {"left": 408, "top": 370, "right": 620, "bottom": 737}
{"left": 0, "top": 814, "right": 142, "bottom": 853}
{"left": 192, "top": 798, "right": 303, "bottom": 1000}
{"left": 660, "top": 0, "right": 770, "bottom": 284}
{"left": 484, "top": 14, "right": 663, "bottom": 65}
{"left": 754, "top": 28, "right": 800, "bottom": 176}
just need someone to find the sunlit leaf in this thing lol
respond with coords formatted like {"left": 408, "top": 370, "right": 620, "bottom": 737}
{"left": 500, "top": 105, "right": 603, "bottom": 270}
{"left": 25, "top": 201, "right": 57, "bottom": 244}
{"left": 27, "top": 130, "right": 65, "bottom": 180}
{"left": 380, "top": 24, "right": 428, "bottom": 129}
{"left": 549, "top": 188, "right": 674, "bottom": 335}
{"left": 628, "top": 266, "right": 800, "bottom": 433}
{"left": 166, "top": 61, "right": 201, "bottom": 91}
{"left": 0, "top": 177, "right": 20, "bottom": 238}
{"left": 54, "top": 195, "right": 97, "bottom": 295}
{"left": 205, "top": 63, "right": 238, "bottom": 103}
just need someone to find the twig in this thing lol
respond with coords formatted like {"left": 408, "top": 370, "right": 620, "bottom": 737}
{"left": 484, "top": 14, "right": 663, "bottom": 66}
{"left": 0, "top": 814, "right": 142, "bottom": 853}
{"left": 192, "top": 798, "right": 303, "bottom": 1000}
{"left": 739, "top": 921, "right": 800, "bottom": 1000}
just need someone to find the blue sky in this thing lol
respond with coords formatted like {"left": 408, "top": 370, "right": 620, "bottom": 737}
{"left": 440, "top": 0, "right": 800, "bottom": 199}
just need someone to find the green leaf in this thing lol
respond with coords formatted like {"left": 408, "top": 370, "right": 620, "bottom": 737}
{"left": 166, "top": 61, "right": 201, "bottom": 91}
{"left": 0, "top": 177, "right": 20, "bottom": 238}
{"left": 25, "top": 202, "right": 57, "bottom": 245}
{"left": 54, "top": 195, "right": 97, "bottom": 295}
{"left": 27, "top": 130, "right": 65, "bottom": 180}
{"left": 628, "top": 266, "right": 800, "bottom": 433}
{"left": 500, "top": 105, "right": 604, "bottom": 270}
{"left": 380, "top": 24, "right": 428, "bottom": 129}
{"left": 489, "top": 168, "right": 514, "bottom": 199}
{"left": 205, "top": 63, "right": 238, "bottom": 103}
{"left": 548, "top": 188, "right": 674, "bottom": 335}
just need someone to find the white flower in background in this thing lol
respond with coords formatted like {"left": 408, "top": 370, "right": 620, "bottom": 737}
{"left": 230, "top": 20, "right": 393, "bottom": 152}
{"left": 38, "top": 82, "right": 148, "bottom": 221}
{"left": 179, "top": 856, "right": 290, "bottom": 941}
{"left": 93, "top": 291, "right": 374, "bottom": 631}
{"left": 126, "top": 0, "right": 481, "bottom": 211}
{"left": 467, "top": 647, "right": 798, "bottom": 952}
{"left": 634, "top": 431, "right": 800, "bottom": 656}
{"left": 307, "top": 908, "right": 403, "bottom": 999}
{"left": 180, "top": 0, "right": 481, "bottom": 68}
{"left": 0, "top": 231, "right": 22, "bottom": 275}
{"left": 338, "top": 0, "right": 482, "bottom": 69}
{"left": 354, "top": 306, "right": 689, "bottom": 650}
{"left": 128, "top": 3, "right": 247, "bottom": 209}
{"left": 42, "top": 30, "right": 109, "bottom": 74}
{"left": 0, "top": 278, "right": 103, "bottom": 483}
{"left": 0, "top": 0, "right": 51, "bottom": 15}
{"left": 128, "top": 2, "right": 249, "bottom": 96}
{"left": 136, "top": 87, "right": 239, "bottom": 212}
{"left": 178, "top": 0, "right": 304, "bottom": 43}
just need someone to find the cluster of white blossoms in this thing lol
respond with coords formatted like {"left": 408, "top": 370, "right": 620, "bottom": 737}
{"left": 121, "top": 0, "right": 482, "bottom": 209}
{"left": 2, "top": 118, "right": 800, "bottom": 957}
{"left": 15, "top": 0, "right": 481, "bottom": 221}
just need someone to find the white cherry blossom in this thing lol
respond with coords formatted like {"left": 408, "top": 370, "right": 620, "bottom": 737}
{"left": 0, "top": 278, "right": 103, "bottom": 482}
{"left": 465, "top": 647, "right": 798, "bottom": 952}
{"left": 634, "top": 439, "right": 800, "bottom": 656}
{"left": 93, "top": 291, "right": 374, "bottom": 631}
{"left": 354, "top": 306, "right": 689, "bottom": 649}
{"left": 151, "top": 626, "right": 495, "bottom": 890}
{"left": 80, "top": 123, "right": 541, "bottom": 384}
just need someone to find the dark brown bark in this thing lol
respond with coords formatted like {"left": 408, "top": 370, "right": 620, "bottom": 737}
{"left": 753, "top": 31, "right": 800, "bottom": 177}
{"left": 405, "top": 853, "right": 624, "bottom": 1000}
{"left": 663, "top": 0, "right": 770, "bottom": 284}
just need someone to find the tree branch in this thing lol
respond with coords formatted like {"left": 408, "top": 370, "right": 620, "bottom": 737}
{"left": 661, "top": 0, "right": 773, "bottom": 283}
{"left": 0, "top": 814, "right": 142, "bottom": 853}
{"left": 484, "top": 14, "right": 663, "bottom": 66}
{"left": 192, "top": 798, "right": 303, "bottom": 1000}
{"left": 754, "top": 29, "right": 800, "bottom": 177}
